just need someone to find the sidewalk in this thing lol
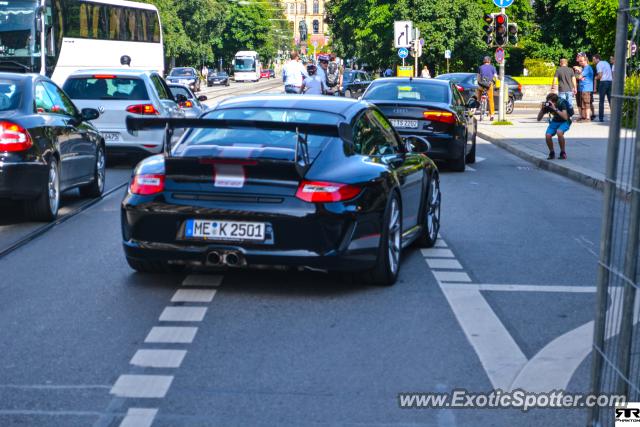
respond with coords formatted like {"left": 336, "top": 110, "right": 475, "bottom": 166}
{"left": 476, "top": 112, "right": 612, "bottom": 192}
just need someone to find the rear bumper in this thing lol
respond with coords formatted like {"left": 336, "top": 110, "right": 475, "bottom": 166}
{"left": 0, "top": 161, "right": 47, "bottom": 199}
{"left": 98, "top": 128, "right": 165, "bottom": 156}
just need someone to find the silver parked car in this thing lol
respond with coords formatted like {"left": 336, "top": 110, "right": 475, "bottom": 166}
{"left": 62, "top": 69, "right": 184, "bottom": 157}
{"left": 168, "top": 83, "right": 207, "bottom": 118}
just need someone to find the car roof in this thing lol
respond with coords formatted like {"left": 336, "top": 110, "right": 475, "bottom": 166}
{"left": 214, "top": 94, "right": 367, "bottom": 119}
{"left": 66, "top": 68, "right": 157, "bottom": 78}
{"left": 435, "top": 73, "right": 474, "bottom": 79}
{"left": 371, "top": 77, "right": 452, "bottom": 87}
{"left": 0, "top": 72, "right": 38, "bottom": 82}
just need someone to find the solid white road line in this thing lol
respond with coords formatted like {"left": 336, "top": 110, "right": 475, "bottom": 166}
{"left": 434, "top": 239, "right": 448, "bottom": 248}
{"left": 145, "top": 326, "right": 198, "bottom": 344}
{"left": 182, "top": 274, "right": 224, "bottom": 287}
{"left": 426, "top": 258, "right": 463, "bottom": 269}
{"left": 119, "top": 408, "right": 158, "bottom": 427}
{"left": 130, "top": 349, "right": 187, "bottom": 369}
{"left": 420, "top": 248, "right": 455, "bottom": 258}
{"left": 110, "top": 375, "right": 173, "bottom": 398}
{"left": 159, "top": 306, "right": 208, "bottom": 322}
{"left": 440, "top": 283, "right": 599, "bottom": 293}
{"left": 438, "top": 286, "right": 528, "bottom": 390}
{"left": 171, "top": 289, "right": 217, "bottom": 303}
{"left": 432, "top": 271, "right": 471, "bottom": 283}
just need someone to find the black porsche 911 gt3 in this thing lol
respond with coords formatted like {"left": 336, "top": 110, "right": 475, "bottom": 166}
{"left": 121, "top": 95, "right": 441, "bottom": 286}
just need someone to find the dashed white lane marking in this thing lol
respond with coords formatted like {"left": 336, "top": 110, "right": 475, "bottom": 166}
{"left": 171, "top": 289, "right": 217, "bottom": 303}
{"left": 119, "top": 408, "right": 158, "bottom": 427}
{"left": 434, "top": 239, "right": 448, "bottom": 248}
{"left": 432, "top": 271, "right": 471, "bottom": 283}
{"left": 426, "top": 258, "right": 462, "bottom": 269}
{"left": 420, "top": 248, "right": 454, "bottom": 258}
{"left": 467, "top": 166, "right": 476, "bottom": 172}
{"left": 159, "top": 306, "right": 208, "bottom": 322}
{"left": 182, "top": 274, "right": 223, "bottom": 287}
{"left": 441, "top": 284, "right": 599, "bottom": 293}
{"left": 476, "top": 156, "right": 486, "bottom": 163}
{"left": 130, "top": 349, "right": 187, "bottom": 368}
{"left": 145, "top": 326, "right": 198, "bottom": 344}
{"left": 110, "top": 375, "right": 173, "bottom": 398}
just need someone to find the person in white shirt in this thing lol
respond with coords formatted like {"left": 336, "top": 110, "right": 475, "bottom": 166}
{"left": 282, "top": 51, "right": 308, "bottom": 94}
{"left": 301, "top": 64, "right": 326, "bottom": 95}
{"left": 421, "top": 65, "right": 431, "bottom": 78}
{"left": 594, "top": 54, "right": 613, "bottom": 122}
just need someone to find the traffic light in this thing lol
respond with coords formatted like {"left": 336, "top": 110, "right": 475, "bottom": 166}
{"left": 494, "top": 13, "right": 508, "bottom": 47}
{"left": 482, "top": 13, "right": 494, "bottom": 47}
{"left": 508, "top": 23, "right": 518, "bottom": 45}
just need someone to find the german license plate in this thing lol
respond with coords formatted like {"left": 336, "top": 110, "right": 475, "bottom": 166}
{"left": 390, "top": 119, "right": 419, "bottom": 129}
{"left": 101, "top": 132, "right": 121, "bottom": 141}
{"left": 185, "top": 219, "right": 266, "bottom": 241}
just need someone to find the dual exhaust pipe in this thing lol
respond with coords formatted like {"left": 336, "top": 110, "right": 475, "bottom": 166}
{"left": 207, "top": 250, "right": 245, "bottom": 267}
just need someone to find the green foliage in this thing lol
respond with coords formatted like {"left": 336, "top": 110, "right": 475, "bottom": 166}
{"left": 523, "top": 58, "right": 556, "bottom": 77}
{"left": 492, "top": 120, "right": 513, "bottom": 125}
{"left": 585, "top": 0, "right": 617, "bottom": 56}
{"left": 622, "top": 74, "right": 640, "bottom": 129}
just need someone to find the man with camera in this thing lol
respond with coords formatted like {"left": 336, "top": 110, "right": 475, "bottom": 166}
{"left": 537, "top": 93, "right": 573, "bottom": 160}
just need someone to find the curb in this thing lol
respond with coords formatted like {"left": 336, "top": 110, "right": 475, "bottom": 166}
{"left": 477, "top": 129, "right": 608, "bottom": 194}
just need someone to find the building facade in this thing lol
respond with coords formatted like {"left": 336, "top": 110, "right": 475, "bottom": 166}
{"left": 284, "top": 0, "right": 328, "bottom": 51}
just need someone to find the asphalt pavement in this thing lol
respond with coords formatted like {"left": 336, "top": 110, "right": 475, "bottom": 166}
{"left": 0, "top": 134, "right": 604, "bottom": 426}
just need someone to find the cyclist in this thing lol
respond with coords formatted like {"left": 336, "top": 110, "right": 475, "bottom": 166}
{"left": 477, "top": 56, "right": 497, "bottom": 121}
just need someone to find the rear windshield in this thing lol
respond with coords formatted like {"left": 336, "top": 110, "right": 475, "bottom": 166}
{"left": 364, "top": 82, "right": 450, "bottom": 103}
{"left": 63, "top": 77, "right": 149, "bottom": 100}
{"left": 169, "top": 86, "right": 191, "bottom": 98}
{"left": 170, "top": 68, "right": 195, "bottom": 76}
{"left": 0, "top": 80, "right": 21, "bottom": 111}
{"left": 174, "top": 108, "right": 342, "bottom": 160}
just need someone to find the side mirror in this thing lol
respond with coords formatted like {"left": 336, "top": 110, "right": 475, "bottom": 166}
{"left": 467, "top": 98, "right": 479, "bottom": 109}
{"left": 402, "top": 135, "right": 431, "bottom": 153}
{"left": 198, "top": 95, "right": 207, "bottom": 102}
{"left": 175, "top": 94, "right": 188, "bottom": 103}
{"left": 81, "top": 108, "right": 100, "bottom": 121}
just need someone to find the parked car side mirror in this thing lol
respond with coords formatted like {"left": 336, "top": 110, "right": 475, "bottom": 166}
{"left": 198, "top": 95, "right": 207, "bottom": 102}
{"left": 402, "top": 135, "right": 431, "bottom": 153}
{"left": 467, "top": 98, "right": 479, "bottom": 109}
{"left": 81, "top": 108, "right": 100, "bottom": 121}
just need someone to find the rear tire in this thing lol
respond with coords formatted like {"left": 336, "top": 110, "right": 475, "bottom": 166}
{"left": 450, "top": 151, "right": 466, "bottom": 172}
{"left": 506, "top": 96, "right": 515, "bottom": 114}
{"left": 362, "top": 193, "right": 402, "bottom": 286}
{"left": 465, "top": 133, "right": 476, "bottom": 164}
{"left": 25, "top": 158, "right": 59, "bottom": 222}
{"left": 79, "top": 146, "right": 105, "bottom": 198}
{"left": 416, "top": 173, "right": 441, "bottom": 248}
{"left": 126, "top": 257, "right": 184, "bottom": 274}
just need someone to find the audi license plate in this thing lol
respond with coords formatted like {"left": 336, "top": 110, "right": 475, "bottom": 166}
{"left": 390, "top": 119, "right": 419, "bottom": 129}
{"left": 185, "top": 219, "right": 266, "bottom": 241}
{"left": 101, "top": 132, "right": 121, "bottom": 141}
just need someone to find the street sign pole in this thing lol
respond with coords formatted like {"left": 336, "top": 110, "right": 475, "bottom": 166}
{"left": 498, "top": 6, "right": 506, "bottom": 121}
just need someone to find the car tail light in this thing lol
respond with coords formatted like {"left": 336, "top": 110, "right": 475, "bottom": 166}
{"left": 295, "top": 180, "right": 361, "bottom": 203}
{"left": 179, "top": 100, "right": 193, "bottom": 108}
{"left": 423, "top": 111, "right": 456, "bottom": 124}
{"left": 130, "top": 174, "right": 165, "bottom": 195}
{"left": 126, "top": 104, "right": 160, "bottom": 115}
{"left": 0, "top": 121, "right": 33, "bottom": 152}
{"left": 518, "top": 83, "right": 522, "bottom": 92}
{"left": 93, "top": 74, "right": 116, "bottom": 79}
{"left": 456, "top": 85, "right": 464, "bottom": 92}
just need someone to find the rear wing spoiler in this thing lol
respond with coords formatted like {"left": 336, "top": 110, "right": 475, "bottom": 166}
{"left": 125, "top": 116, "right": 354, "bottom": 176}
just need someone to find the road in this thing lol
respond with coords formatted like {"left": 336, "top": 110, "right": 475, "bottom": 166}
{"left": 0, "top": 129, "right": 603, "bottom": 426}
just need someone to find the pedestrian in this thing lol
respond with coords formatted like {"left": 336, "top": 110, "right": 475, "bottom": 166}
{"left": 301, "top": 64, "right": 326, "bottom": 95}
{"left": 610, "top": 55, "right": 615, "bottom": 77}
{"left": 324, "top": 53, "right": 342, "bottom": 96}
{"left": 575, "top": 53, "right": 595, "bottom": 122}
{"left": 594, "top": 54, "right": 612, "bottom": 122}
{"left": 477, "top": 56, "right": 497, "bottom": 121}
{"left": 282, "top": 51, "right": 308, "bottom": 94}
{"left": 537, "top": 92, "right": 573, "bottom": 160}
{"left": 316, "top": 54, "right": 337, "bottom": 96}
{"left": 384, "top": 67, "right": 393, "bottom": 77}
{"left": 201, "top": 64, "right": 208, "bottom": 83}
{"left": 421, "top": 65, "right": 431, "bottom": 78}
{"left": 551, "top": 58, "right": 577, "bottom": 113}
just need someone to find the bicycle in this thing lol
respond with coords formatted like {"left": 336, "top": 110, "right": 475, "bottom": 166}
{"left": 478, "top": 87, "right": 489, "bottom": 121}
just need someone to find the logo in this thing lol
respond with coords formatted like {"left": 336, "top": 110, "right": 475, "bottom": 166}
{"left": 98, "top": 106, "right": 105, "bottom": 114}
{"left": 616, "top": 403, "right": 640, "bottom": 425}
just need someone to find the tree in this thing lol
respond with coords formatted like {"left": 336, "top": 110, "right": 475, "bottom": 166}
{"left": 586, "top": 0, "right": 617, "bottom": 56}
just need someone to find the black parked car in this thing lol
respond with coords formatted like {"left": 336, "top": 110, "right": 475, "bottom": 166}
{"left": 166, "top": 67, "right": 201, "bottom": 92}
{"left": 0, "top": 73, "right": 105, "bottom": 221}
{"left": 207, "top": 71, "right": 230, "bottom": 87}
{"left": 362, "top": 78, "right": 477, "bottom": 172}
{"left": 434, "top": 72, "right": 522, "bottom": 114}
{"left": 341, "top": 69, "right": 373, "bottom": 98}
{"left": 122, "top": 95, "right": 442, "bottom": 286}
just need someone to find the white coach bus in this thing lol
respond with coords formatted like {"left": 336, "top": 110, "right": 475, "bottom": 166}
{"left": 0, "top": 0, "right": 164, "bottom": 85}
{"left": 233, "top": 50, "right": 261, "bottom": 82}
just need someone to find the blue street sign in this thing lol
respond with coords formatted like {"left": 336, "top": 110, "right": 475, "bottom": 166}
{"left": 398, "top": 47, "right": 409, "bottom": 59}
{"left": 493, "top": 0, "right": 514, "bottom": 7}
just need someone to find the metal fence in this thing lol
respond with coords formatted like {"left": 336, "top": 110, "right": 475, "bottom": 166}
{"left": 589, "top": 0, "right": 640, "bottom": 425}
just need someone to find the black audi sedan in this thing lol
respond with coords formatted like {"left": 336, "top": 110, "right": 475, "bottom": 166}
{"left": 0, "top": 73, "right": 105, "bottom": 221}
{"left": 341, "top": 69, "right": 373, "bottom": 98}
{"left": 362, "top": 78, "right": 477, "bottom": 172}
{"left": 435, "top": 72, "right": 523, "bottom": 114}
{"left": 207, "top": 71, "right": 230, "bottom": 87}
{"left": 122, "top": 95, "right": 442, "bottom": 286}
